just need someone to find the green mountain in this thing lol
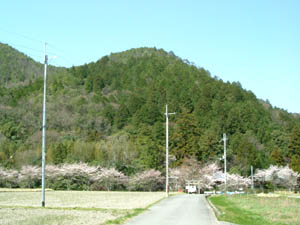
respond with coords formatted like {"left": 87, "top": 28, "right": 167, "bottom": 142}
{"left": 0, "top": 43, "right": 61, "bottom": 87}
{"left": 0, "top": 43, "right": 300, "bottom": 175}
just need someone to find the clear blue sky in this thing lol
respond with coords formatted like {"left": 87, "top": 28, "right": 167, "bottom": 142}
{"left": 1, "top": 0, "right": 299, "bottom": 113}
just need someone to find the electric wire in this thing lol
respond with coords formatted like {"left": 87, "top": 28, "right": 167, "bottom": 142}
{"left": 0, "top": 26, "right": 44, "bottom": 44}
{"left": 2, "top": 40, "right": 76, "bottom": 67}
{"left": 47, "top": 43, "right": 82, "bottom": 66}
{"left": 0, "top": 27, "right": 82, "bottom": 67}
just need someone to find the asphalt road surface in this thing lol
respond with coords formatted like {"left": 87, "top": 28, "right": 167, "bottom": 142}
{"left": 125, "top": 194, "right": 219, "bottom": 225}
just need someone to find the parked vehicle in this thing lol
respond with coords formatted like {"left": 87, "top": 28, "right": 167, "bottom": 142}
{"left": 186, "top": 185, "right": 197, "bottom": 194}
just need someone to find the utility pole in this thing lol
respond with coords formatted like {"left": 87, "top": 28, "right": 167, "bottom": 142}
{"left": 222, "top": 133, "right": 228, "bottom": 195}
{"left": 165, "top": 105, "right": 175, "bottom": 198}
{"left": 41, "top": 43, "right": 48, "bottom": 207}
{"left": 251, "top": 165, "right": 254, "bottom": 192}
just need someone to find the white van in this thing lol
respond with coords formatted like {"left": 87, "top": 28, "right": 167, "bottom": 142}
{"left": 186, "top": 185, "right": 197, "bottom": 194}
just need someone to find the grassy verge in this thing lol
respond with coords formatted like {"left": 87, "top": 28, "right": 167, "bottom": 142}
{"left": 210, "top": 194, "right": 300, "bottom": 225}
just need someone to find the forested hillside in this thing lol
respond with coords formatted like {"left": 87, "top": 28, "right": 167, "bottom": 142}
{"left": 0, "top": 43, "right": 300, "bottom": 176}
{"left": 0, "top": 43, "right": 61, "bottom": 87}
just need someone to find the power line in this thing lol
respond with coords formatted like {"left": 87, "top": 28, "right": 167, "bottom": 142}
{"left": 3, "top": 41, "right": 44, "bottom": 54}
{"left": 0, "top": 41, "right": 44, "bottom": 62}
{"left": 0, "top": 26, "right": 44, "bottom": 44}
{"left": 0, "top": 27, "right": 82, "bottom": 67}
{"left": 4, "top": 41, "right": 56, "bottom": 56}
{"left": 25, "top": 52, "right": 44, "bottom": 60}
{"left": 2, "top": 41, "right": 75, "bottom": 67}
{"left": 47, "top": 43, "right": 81, "bottom": 66}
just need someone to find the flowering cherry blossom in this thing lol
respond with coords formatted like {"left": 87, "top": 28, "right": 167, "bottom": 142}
{"left": 255, "top": 165, "right": 299, "bottom": 189}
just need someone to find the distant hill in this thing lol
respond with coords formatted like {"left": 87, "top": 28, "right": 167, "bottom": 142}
{"left": 0, "top": 42, "right": 62, "bottom": 87}
{"left": 0, "top": 44, "right": 299, "bottom": 175}
{"left": 0, "top": 43, "right": 46, "bottom": 87}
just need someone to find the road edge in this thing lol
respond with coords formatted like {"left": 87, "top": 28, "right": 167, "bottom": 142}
{"left": 205, "top": 195, "right": 238, "bottom": 225}
{"left": 204, "top": 195, "right": 222, "bottom": 225}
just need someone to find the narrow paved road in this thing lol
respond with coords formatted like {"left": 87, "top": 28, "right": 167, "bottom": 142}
{"left": 125, "top": 194, "right": 218, "bottom": 225}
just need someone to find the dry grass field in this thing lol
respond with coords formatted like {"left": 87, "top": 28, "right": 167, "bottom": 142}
{"left": 0, "top": 207, "right": 116, "bottom": 225}
{"left": 0, "top": 189, "right": 166, "bottom": 225}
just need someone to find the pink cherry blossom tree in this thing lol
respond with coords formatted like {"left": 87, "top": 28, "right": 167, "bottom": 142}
{"left": 18, "top": 165, "right": 41, "bottom": 188}
{"left": 0, "top": 166, "right": 19, "bottom": 188}
{"left": 129, "top": 169, "right": 164, "bottom": 191}
{"left": 92, "top": 167, "right": 127, "bottom": 191}
{"left": 255, "top": 165, "right": 299, "bottom": 190}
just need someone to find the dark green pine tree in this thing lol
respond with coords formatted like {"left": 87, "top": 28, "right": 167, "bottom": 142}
{"left": 270, "top": 147, "right": 285, "bottom": 166}
{"left": 136, "top": 123, "right": 165, "bottom": 170}
{"left": 52, "top": 142, "right": 68, "bottom": 165}
{"left": 288, "top": 125, "right": 300, "bottom": 157}
{"left": 288, "top": 125, "right": 300, "bottom": 173}
{"left": 171, "top": 112, "right": 202, "bottom": 165}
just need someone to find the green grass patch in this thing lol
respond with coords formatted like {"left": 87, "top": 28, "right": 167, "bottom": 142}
{"left": 210, "top": 194, "right": 300, "bottom": 225}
